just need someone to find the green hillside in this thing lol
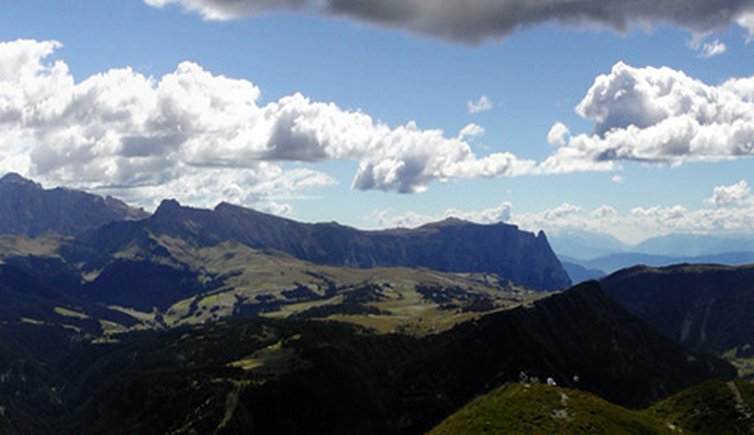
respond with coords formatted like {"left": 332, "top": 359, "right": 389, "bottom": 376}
{"left": 429, "top": 383, "right": 671, "bottom": 435}
{"left": 431, "top": 379, "right": 754, "bottom": 435}
{"left": 649, "top": 379, "right": 754, "bottom": 434}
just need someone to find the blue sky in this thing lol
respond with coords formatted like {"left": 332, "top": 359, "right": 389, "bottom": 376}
{"left": 2, "top": 1, "right": 754, "bottom": 243}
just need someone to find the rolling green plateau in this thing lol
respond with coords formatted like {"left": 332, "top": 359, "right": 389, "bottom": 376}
{"left": 0, "top": 232, "right": 544, "bottom": 336}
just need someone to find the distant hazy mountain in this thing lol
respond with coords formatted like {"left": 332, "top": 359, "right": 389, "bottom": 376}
{"left": 569, "top": 251, "right": 754, "bottom": 274}
{"left": 601, "top": 263, "right": 754, "bottom": 373}
{"left": 561, "top": 260, "right": 606, "bottom": 284}
{"left": 82, "top": 199, "right": 571, "bottom": 291}
{"left": 635, "top": 233, "right": 754, "bottom": 257}
{"left": 547, "top": 229, "right": 630, "bottom": 260}
{"left": 0, "top": 173, "right": 148, "bottom": 236}
{"left": 551, "top": 229, "right": 754, "bottom": 262}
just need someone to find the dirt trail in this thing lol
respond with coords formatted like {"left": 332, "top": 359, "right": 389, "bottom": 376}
{"left": 727, "top": 381, "right": 754, "bottom": 434}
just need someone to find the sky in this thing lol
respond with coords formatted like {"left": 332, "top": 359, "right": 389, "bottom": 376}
{"left": 2, "top": 0, "right": 754, "bottom": 243}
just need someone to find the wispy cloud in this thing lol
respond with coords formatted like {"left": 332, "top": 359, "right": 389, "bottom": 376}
{"left": 547, "top": 122, "right": 569, "bottom": 146}
{"left": 688, "top": 34, "right": 727, "bottom": 58}
{"left": 467, "top": 95, "right": 493, "bottom": 114}
{"left": 699, "top": 39, "right": 727, "bottom": 58}
{"left": 738, "top": 12, "right": 754, "bottom": 42}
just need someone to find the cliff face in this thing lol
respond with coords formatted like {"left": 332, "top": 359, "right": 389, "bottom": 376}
{"left": 105, "top": 200, "right": 571, "bottom": 291}
{"left": 0, "top": 173, "right": 148, "bottom": 236}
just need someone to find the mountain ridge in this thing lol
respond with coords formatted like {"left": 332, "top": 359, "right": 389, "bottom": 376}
{"left": 0, "top": 173, "right": 148, "bottom": 237}
{"left": 0, "top": 174, "right": 570, "bottom": 291}
{"left": 87, "top": 198, "right": 571, "bottom": 291}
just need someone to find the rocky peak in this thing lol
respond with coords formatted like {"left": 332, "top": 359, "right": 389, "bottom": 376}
{"left": 0, "top": 172, "right": 41, "bottom": 188}
{"left": 0, "top": 174, "right": 150, "bottom": 236}
{"left": 154, "top": 199, "right": 183, "bottom": 216}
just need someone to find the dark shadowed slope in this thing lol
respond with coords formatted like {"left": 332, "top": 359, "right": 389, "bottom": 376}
{"left": 51, "top": 282, "right": 732, "bottom": 435}
{"left": 601, "top": 264, "right": 754, "bottom": 355}
{"left": 601, "top": 263, "right": 754, "bottom": 376}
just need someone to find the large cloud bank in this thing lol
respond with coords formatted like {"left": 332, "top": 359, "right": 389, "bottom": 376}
{"left": 0, "top": 39, "right": 534, "bottom": 209}
{"left": 145, "top": 0, "right": 754, "bottom": 43}
{"left": 5, "top": 39, "right": 754, "bottom": 215}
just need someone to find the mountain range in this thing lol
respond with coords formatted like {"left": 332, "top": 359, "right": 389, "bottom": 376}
{"left": 550, "top": 229, "right": 754, "bottom": 261}
{"left": 0, "top": 173, "right": 570, "bottom": 292}
{"left": 552, "top": 228, "right": 754, "bottom": 280}
{"left": 564, "top": 251, "right": 754, "bottom": 278}
{"left": 1, "top": 172, "right": 753, "bottom": 434}
{"left": 96, "top": 198, "right": 571, "bottom": 291}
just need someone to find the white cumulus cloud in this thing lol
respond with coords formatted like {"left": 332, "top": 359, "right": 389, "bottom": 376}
{"left": 710, "top": 180, "right": 751, "bottom": 206}
{"left": 542, "top": 62, "right": 754, "bottom": 173}
{"left": 458, "top": 123, "right": 485, "bottom": 139}
{"left": 547, "top": 122, "right": 570, "bottom": 146}
{"left": 0, "top": 39, "right": 539, "bottom": 206}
